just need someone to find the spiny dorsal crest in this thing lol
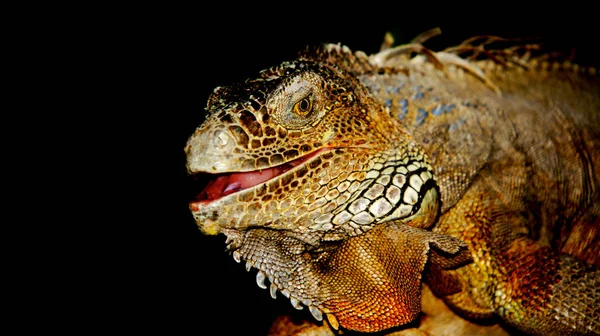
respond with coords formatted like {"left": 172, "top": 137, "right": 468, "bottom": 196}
{"left": 299, "top": 43, "right": 375, "bottom": 76}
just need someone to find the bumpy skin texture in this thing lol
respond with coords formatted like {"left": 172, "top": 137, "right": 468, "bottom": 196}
{"left": 185, "top": 33, "right": 600, "bottom": 335}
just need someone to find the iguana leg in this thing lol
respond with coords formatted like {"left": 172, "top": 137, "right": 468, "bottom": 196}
{"left": 432, "top": 179, "right": 600, "bottom": 335}
{"left": 418, "top": 285, "right": 510, "bottom": 336}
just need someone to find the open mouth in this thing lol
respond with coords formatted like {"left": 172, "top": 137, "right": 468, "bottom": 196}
{"left": 190, "top": 149, "right": 326, "bottom": 204}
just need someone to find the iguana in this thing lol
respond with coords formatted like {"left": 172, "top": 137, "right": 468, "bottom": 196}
{"left": 185, "top": 29, "right": 600, "bottom": 335}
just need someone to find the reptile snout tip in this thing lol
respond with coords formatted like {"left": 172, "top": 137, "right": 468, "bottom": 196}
{"left": 186, "top": 127, "right": 236, "bottom": 173}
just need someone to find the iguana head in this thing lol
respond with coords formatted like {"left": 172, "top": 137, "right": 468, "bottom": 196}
{"left": 185, "top": 44, "right": 469, "bottom": 332}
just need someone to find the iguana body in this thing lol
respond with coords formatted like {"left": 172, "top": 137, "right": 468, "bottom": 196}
{"left": 185, "top": 32, "right": 600, "bottom": 335}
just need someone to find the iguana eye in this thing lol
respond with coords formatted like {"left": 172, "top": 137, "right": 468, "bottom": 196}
{"left": 293, "top": 96, "right": 313, "bottom": 116}
{"left": 267, "top": 71, "right": 327, "bottom": 130}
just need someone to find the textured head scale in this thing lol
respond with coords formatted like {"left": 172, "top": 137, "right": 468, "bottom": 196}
{"left": 188, "top": 58, "right": 364, "bottom": 171}
{"left": 185, "top": 45, "right": 420, "bottom": 237}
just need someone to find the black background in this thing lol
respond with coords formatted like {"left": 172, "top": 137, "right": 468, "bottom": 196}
{"left": 126, "top": 7, "right": 598, "bottom": 335}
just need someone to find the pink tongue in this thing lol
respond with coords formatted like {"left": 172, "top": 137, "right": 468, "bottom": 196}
{"left": 203, "top": 166, "right": 284, "bottom": 201}
{"left": 198, "top": 149, "right": 325, "bottom": 202}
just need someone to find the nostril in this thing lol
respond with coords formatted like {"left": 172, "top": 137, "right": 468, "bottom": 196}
{"left": 214, "top": 130, "right": 231, "bottom": 149}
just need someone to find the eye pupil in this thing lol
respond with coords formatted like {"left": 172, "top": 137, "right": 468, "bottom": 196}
{"left": 300, "top": 99, "right": 309, "bottom": 111}
{"left": 293, "top": 96, "right": 313, "bottom": 116}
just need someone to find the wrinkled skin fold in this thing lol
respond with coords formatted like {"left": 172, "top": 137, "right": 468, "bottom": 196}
{"left": 232, "top": 222, "right": 471, "bottom": 332}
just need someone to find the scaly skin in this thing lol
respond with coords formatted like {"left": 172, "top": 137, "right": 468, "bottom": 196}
{"left": 185, "top": 33, "right": 600, "bottom": 335}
